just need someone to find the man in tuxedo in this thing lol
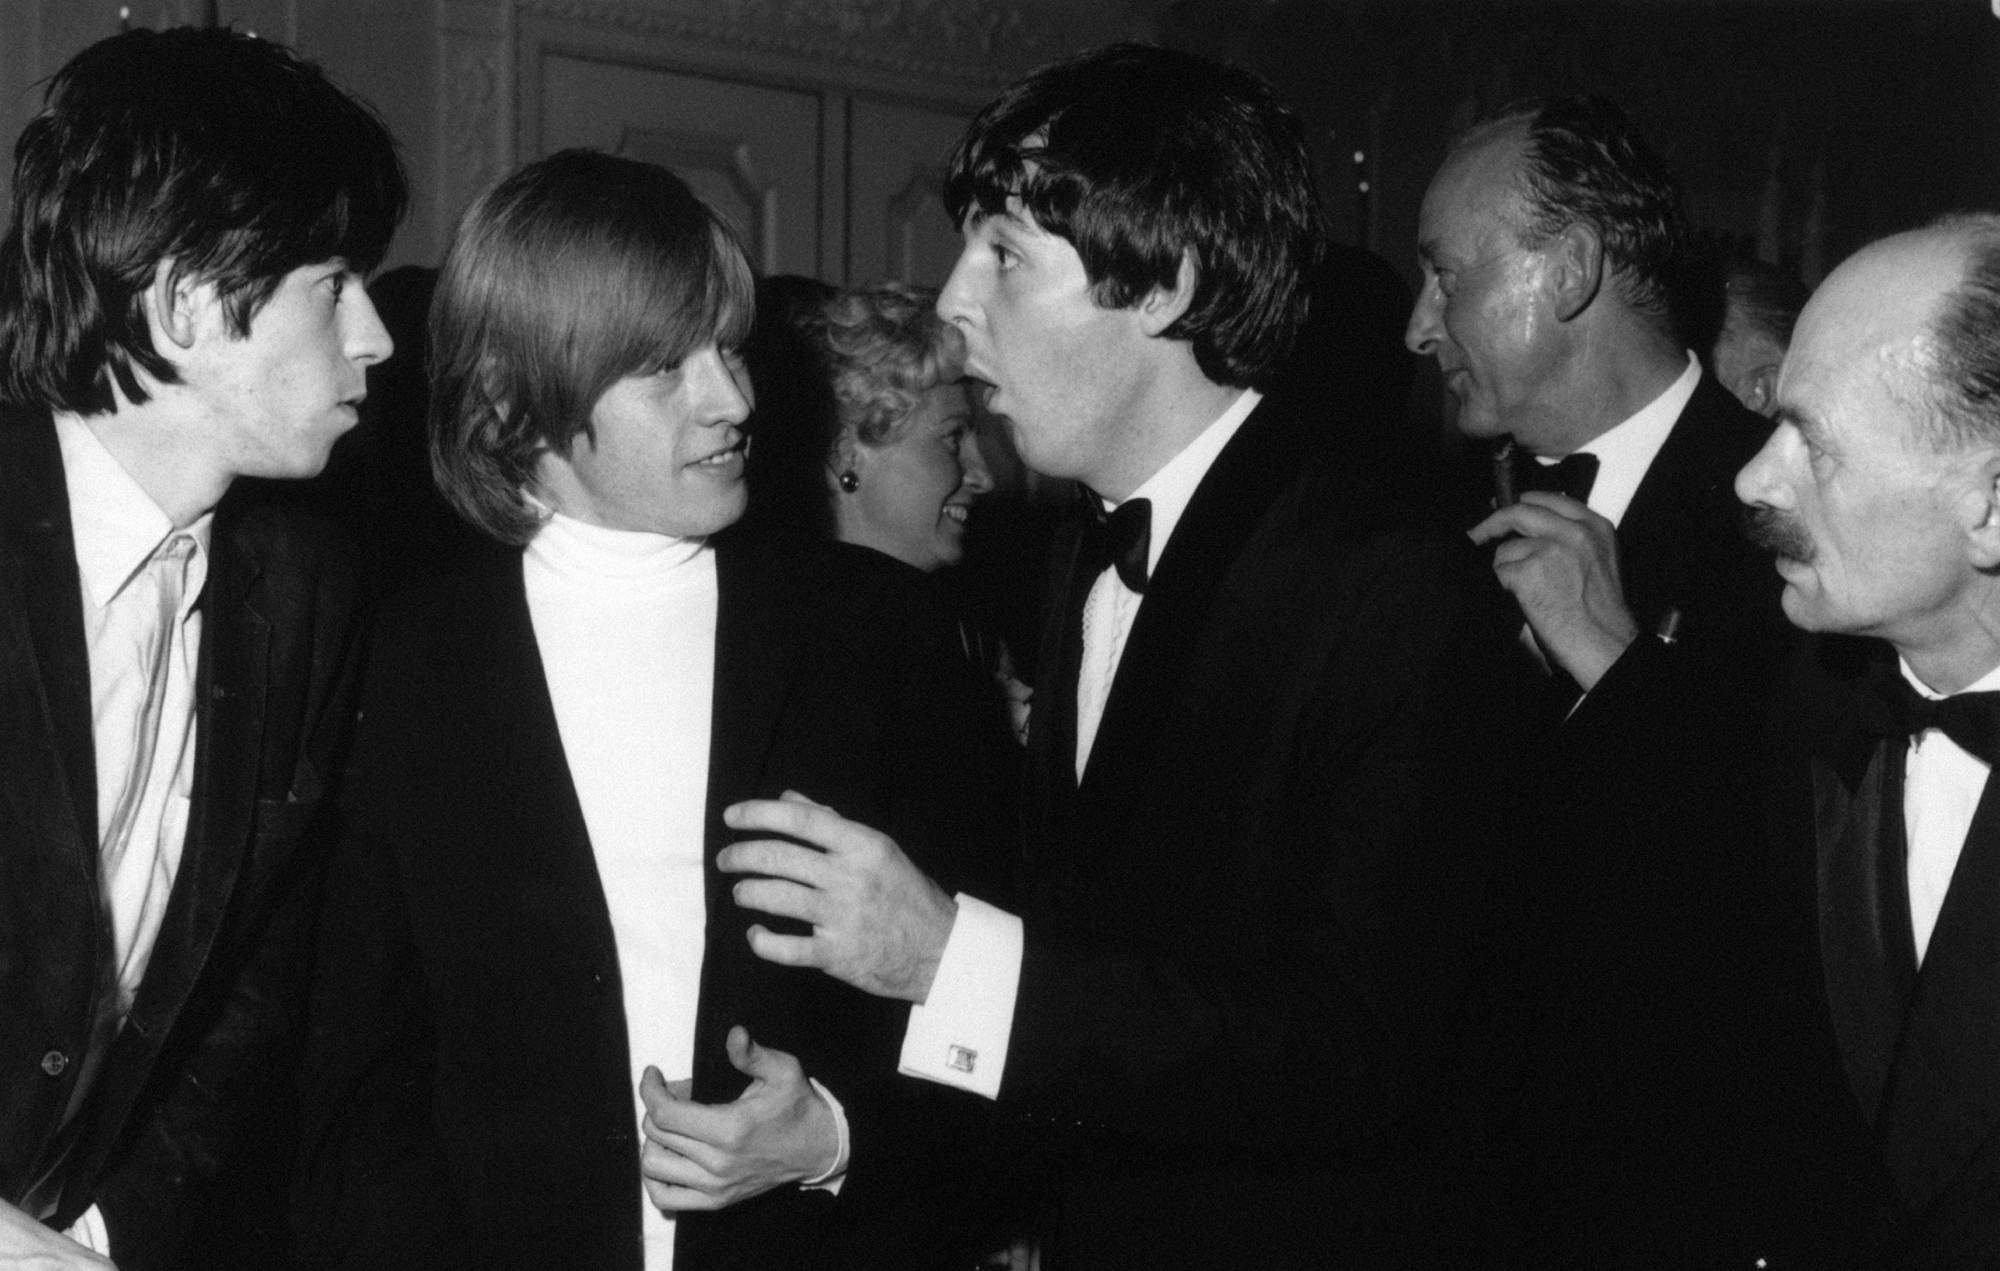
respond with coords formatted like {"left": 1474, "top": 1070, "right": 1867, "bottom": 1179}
{"left": 1738, "top": 213, "right": 2000, "bottom": 1265}
{"left": 717, "top": 43, "right": 1525, "bottom": 1267}
{"left": 294, "top": 150, "right": 1008, "bottom": 1271}
{"left": 0, "top": 26, "right": 405, "bottom": 1271}
{"left": 1404, "top": 95, "right": 1796, "bottom": 1259}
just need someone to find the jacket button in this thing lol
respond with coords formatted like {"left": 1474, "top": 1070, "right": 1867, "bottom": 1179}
{"left": 40, "top": 1050, "right": 67, "bottom": 1076}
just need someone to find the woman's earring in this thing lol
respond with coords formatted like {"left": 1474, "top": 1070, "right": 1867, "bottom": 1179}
{"left": 838, "top": 470, "right": 860, "bottom": 493}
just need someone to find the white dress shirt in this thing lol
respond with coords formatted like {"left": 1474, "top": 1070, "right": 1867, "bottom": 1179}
{"left": 1900, "top": 657, "right": 2000, "bottom": 966}
{"left": 902, "top": 389, "right": 1261, "bottom": 1099}
{"left": 1549, "top": 352, "right": 1699, "bottom": 530}
{"left": 54, "top": 412, "right": 213, "bottom": 1258}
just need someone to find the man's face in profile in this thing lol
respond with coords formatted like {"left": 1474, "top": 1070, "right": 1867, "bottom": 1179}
{"left": 190, "top": 260, "right": 391, "bottom": 480}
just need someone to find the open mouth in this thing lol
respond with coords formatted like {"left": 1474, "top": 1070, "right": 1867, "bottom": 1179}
{"left": 941, "top": 504, "right": 971, "bottom": 525}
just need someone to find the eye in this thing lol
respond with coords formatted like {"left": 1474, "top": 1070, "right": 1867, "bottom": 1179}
{"left": 992, "top": 241, "right": 1018, "bottom": 270}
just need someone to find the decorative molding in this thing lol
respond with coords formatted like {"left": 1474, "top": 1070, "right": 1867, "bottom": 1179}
{"left": 617, "top": 126, "right": 781, "bottom": 273}
{"left": 440, "top": 1, "right": 510, "bottom": 234}
{"left": 516, "top": 0, "right": 1065, "bottom": 88}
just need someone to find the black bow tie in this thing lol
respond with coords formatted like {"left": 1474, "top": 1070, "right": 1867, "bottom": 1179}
{"left": 1508, "top": 445, "right": 1600, "bottom": 504}
{"left": 1080, "top": 496, "right": 1152, "bottom": 595}
{"left": 1843, "top": 663, "right": 2000, "bottom": 767}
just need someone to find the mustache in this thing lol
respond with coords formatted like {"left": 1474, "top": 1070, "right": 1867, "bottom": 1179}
{"left": 1745, "top": 507, "right": 1815, "bottom": 563}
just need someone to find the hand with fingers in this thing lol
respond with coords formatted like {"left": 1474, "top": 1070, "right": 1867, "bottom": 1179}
{"left": 0, "top": 1199, "right": 117, "bottom": 1269}
{"left": 1469, "top": 490, "right": 1641, "bottom": 692}
{"left": 638, "top": 1025, "right": 842, "bottom": 1214}
{"left": 718, "top": 790, "right": 958, "bottom": 1004}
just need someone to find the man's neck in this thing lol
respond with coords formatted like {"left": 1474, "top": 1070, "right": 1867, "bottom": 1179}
{"left": 70, "top": 397, "right": 231, "bottom": 529}
{"left": 1895, "top": 594, "right": 2000, "bottom": 696}
{"left": 1518, "top": 326, "right": 1689, "bottom": 458}
{"left": 1085, "top": 362, "right": 1242, "bottom": 503}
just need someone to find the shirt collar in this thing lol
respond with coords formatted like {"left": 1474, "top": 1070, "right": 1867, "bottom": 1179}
{"left": 54, "top": 412, "right": 212, "bottom": 608}
{"left": 1902, "top": 656, "right": 2000, "bottom": 701}
{"left": 1556, "top": 352, "right": 1699, "bottom": 528}
{"left": 1103, "top": 387, "right": 1261, "bottom": 575}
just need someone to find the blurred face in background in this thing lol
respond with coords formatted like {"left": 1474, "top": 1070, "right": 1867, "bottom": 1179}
{"left": 835, "top": 380, "right": 992, "bottom": 571}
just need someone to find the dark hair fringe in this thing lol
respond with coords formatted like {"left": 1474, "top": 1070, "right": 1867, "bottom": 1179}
{"left": 0, "top": 26, "right": 406, "bottom": 413}
{"left": 941, "top": 42, "right": 1325, "bottom": 389}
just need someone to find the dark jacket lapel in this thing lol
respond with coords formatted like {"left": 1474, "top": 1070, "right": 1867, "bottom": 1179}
{"left": 1072, "top": 396, "right": 1318, "bottom": 859}
{"left": 691, "top": 536, "right": 803, "bottom": 1098}
{"left": 1876, "top": 773, "right": 2000, "bottom": 1217}
{"left": 0, "top": 410, "right": 97, "bottom": 857}
{"left": 1616, "top": 373, "right": 1767, "bottom": 633}
{"left": 1814, "top": 742, "right": 1915, "bottom": 1122}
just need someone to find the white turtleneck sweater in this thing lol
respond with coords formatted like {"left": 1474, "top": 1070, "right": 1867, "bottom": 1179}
{"left": 524, "top": 511, "right": 716, "bottom": 1271}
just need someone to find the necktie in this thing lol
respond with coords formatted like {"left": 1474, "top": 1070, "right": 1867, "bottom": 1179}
{"left": 1515, "top": 448, "right": 1601, "bottom": 504}
{"left": 1850, "top": 666, "right": 2000, "bottom": 766}
{"left": 1080, "top": 497, "right": 1152, "bottom": 594}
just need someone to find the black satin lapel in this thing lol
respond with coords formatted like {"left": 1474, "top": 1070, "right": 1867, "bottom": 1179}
{"left": 1, "top": 414, "right": 97, "bottom": 853}
{"left": 1076, "top": 401, "right": 1309, "bottom": 839}
{"left": 1021, "top": 521, "right": 1088, "bottom": 867}
{"left": 1877, "top": 772, "right": 2000, "bottom": 1215}
{"left": 1815, "top": 743, "right": 1912, "bottom": 1122}
{"left": 1614, "top": 376, "right": 1765, "bottom": 629}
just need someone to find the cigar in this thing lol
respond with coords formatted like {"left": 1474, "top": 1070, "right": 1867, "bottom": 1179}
{"left": 1491, "top": 436, "right": 1520, "bottom": 509}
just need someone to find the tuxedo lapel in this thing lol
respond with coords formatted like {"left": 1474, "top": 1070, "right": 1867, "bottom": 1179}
{"left": 1073, "top": 399, "right": 1314, "bottom": 856}
{"left": 1876, "top": 771, "right": 2000, "bottom": 1216}
{"left": 1814, "top": 741, "right": 1916, "bottom": 1122}
{"left": 1615, "top": 376, "right": 1758, "bottom": 632}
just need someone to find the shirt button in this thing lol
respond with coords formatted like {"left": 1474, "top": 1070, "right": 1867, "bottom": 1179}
{"left": 40, "top": 1050, "right": 67, "bottom": 1077}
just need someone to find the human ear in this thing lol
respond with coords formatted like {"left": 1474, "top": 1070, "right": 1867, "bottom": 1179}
{"left": 1137, "top": 248, "right": 1200, "bottom": 337}
{"left": 143, "top": 258, "right": 203, "bottom": 353}
{"left": 1547, "top": 222, "right": 1604, "bottom": 324}
{"left": 1961, "top": 454, "right": 2000, "bottom": 570}
{"left": 1743, "top": 365, "right": 1778, "bottom": 416}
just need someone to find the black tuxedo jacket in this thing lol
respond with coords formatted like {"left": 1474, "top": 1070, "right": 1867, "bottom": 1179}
{"left": 1004, "top": 390, "right": 1528, "bottom": 1268}
{"left": 0, "top": 407, "right": 362, "bottom": 1267}
{"left": 1476, "top": 373, "right": 1800, "bottom": 1264}
{"left": 1746, "top": 636, "right": 2000, "bottom": 1268}
{"left": 294, "top": 531, "right": 1010, "bottom": 1271}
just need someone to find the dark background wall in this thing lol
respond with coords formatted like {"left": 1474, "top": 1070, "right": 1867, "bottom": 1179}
{"left": 1154, "top": 0, "right": 2000, "bottom": 283}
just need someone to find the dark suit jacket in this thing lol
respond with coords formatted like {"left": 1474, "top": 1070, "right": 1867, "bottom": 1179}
{"left": 294, "top": 531, "right": 1011, "bottom": 1271}
{"left": 1002, "top": 390, "right": 1528, "bottom": 1268}
{"left": 1745, "top": 635, "right": 2000, "bottom": 1269}
{"left": 0, "top": 407, "right": 362, "bottom": 1268}
{"left": 1476, "top": 373, "right": 1800, "bottom": 1264}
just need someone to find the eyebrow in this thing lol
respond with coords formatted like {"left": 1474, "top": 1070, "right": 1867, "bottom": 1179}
{"left": 1772, "top": 405, "right": 1823, "bottom": 443}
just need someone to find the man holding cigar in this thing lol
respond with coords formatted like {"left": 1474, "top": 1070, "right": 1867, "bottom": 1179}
{"left": 1403, "top": 93, "right": 1795, "bottom": 1261}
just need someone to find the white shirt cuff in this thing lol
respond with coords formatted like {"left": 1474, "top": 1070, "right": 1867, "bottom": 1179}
{"left": 800, "top": 1077, "right": 849, "bottom": 1194}
{"left": 898, "top": 894, "right": 1022, "bottom": 1100}
{"left": 64, "top": 1204, "right": 111, "bottom": 1257}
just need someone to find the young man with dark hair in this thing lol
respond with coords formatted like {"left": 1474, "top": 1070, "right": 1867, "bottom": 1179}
{"left": 719, "top": 43, "right": 1525, "bottom": 1266}
{"left": 0, "top": 25, "right": 404, "bottom": 1270}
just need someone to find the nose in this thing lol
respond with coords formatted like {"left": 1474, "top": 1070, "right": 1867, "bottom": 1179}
{"left": 1404, "top": 281, "right": 1441, "bottom": 357}
{"left": 345, "top": 280, "right": 394, "bottom": 367}
{"left": 937, "top": 243, "right": 977, "bottom": 328}
{"left": 1734, "top": 421, "right": 1798, "bottom": 510}
{"left": 958, "top": 429, "right": 994, "bottom": 497}
{"left": 693, "top": 346, "right": 753, "bottom": 425}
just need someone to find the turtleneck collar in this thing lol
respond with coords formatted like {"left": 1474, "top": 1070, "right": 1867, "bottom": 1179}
{"left": 525, "top": 507, "right": 708, "bottom": 581}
